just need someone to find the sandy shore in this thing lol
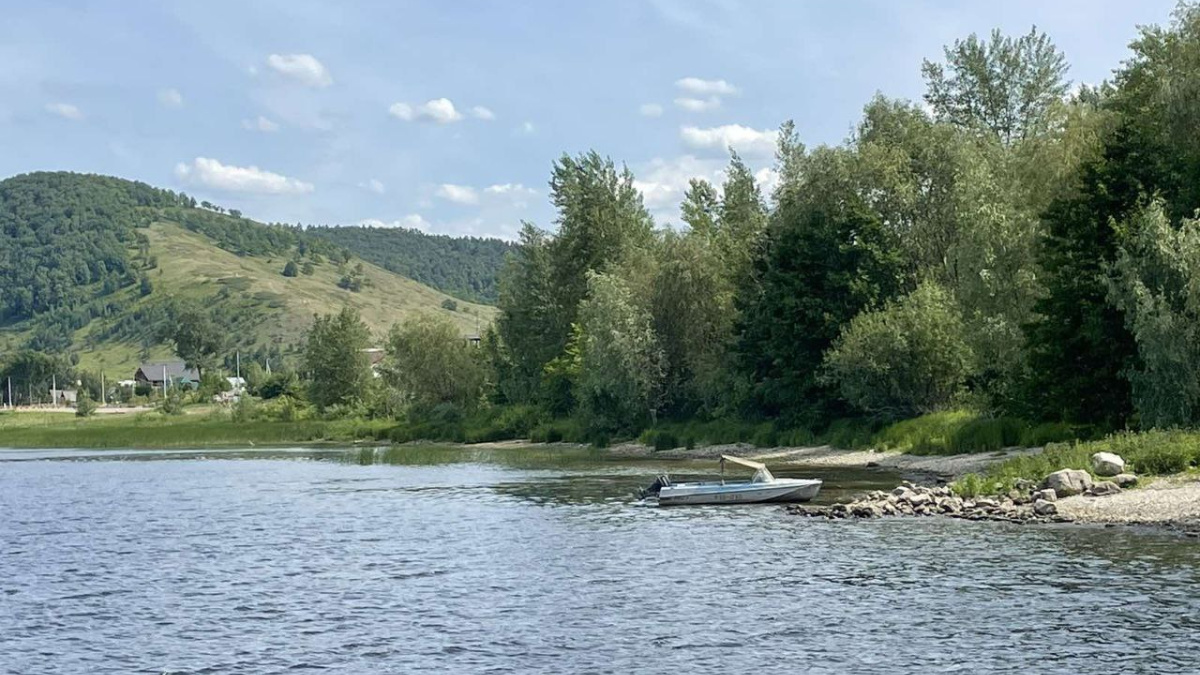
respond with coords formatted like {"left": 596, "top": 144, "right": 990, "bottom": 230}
{"left": 607, "top": 441, "right": 1043, "bottom": 480}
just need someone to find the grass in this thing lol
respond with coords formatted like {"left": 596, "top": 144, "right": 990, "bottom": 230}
{"left": 952, "top": 429, "right": 1200, "bottom": 496}
{"left": 874, "top": 411, "right": 1080, "bottom": 456}
{"left": 0, "top": 408, "right": 391, "bottom": 448}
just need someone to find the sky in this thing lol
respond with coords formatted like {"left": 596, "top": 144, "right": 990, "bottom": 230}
{"left": 0, "top": 0, "right": 1180, "bottom": 239}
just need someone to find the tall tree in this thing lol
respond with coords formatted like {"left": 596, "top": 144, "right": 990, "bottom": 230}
{"left": 494, "top": 223, "right": 559, "bottom": 403}
{"left": 302, "top": 306, "right": 372, "bottom": 411}
{"left": 923, "top": 27, "right": 1069, "bottom": 145}
{"left": 165, "top": 303, "right": 226, "bottom": 379}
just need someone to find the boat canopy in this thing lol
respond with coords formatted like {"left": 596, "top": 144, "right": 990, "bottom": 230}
{"left": 720, "top": 455, "right": 774, "bottom": 483}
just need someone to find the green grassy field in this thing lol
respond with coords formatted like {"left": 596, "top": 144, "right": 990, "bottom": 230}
{"left": 0, "top": 409, "right": 392, "bottom": 449}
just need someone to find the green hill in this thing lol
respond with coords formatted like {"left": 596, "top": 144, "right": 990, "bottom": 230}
{"left": 0, "top": 171, "right": 495, "bottom": 378}
{"left": 306, "top": 225, "right": 514, "bottom": 304}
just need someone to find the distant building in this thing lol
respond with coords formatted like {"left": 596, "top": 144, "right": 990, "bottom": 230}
{"left": 465, "top": 334, "right": 482, "bottom": 347}
{"left": 50, "top": 388, "right": 78, "bottom": 405}
{"left": 134, "top": 361, "right": 200, "bottom": 389}
{"left": 361, "top": 348, "right": 386, "bottom": 378}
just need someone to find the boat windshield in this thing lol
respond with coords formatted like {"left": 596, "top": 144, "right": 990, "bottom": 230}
{"left": 751, "top": 467, "right": 775, "bottom": 483}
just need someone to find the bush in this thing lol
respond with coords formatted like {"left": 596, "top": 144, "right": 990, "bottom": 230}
{"left": 231, "top": 396, "right": 257, "bottom": 423}
{"left": 75, "top": 392, "right": 97, "bottom": 417}
{"left": 159, "top": 390, "right": 185, "bottom": 415}
{"left": 821, "top": 281, "right": 974, "bottom": 420}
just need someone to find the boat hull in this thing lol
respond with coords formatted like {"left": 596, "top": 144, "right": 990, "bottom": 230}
{"left": 657, "top": 478, "right": 822, "bottom": 506}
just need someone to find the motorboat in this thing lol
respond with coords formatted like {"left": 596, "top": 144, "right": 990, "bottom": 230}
{"left": 641, "top": 455, "right": 822, "bottom": 506}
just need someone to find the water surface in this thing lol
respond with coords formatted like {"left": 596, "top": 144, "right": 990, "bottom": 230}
{"left": 2, "top": 446, "right": 1198, "bottom": 674}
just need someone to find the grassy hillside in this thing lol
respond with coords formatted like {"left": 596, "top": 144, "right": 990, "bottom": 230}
{"left": 0, "top": 172, "right": 496, "bottom": 379}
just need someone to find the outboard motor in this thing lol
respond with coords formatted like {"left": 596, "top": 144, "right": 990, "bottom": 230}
{"left": 639, "top": 474, "right": 671, "bottom": 500}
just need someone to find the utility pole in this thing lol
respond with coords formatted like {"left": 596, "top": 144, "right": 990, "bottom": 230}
{"left": 52, "top": 374, "right": 56, "bottom": 407}
{"left": 100, "top": 372, "right": 106, "bottom": 406}
{"left": 5, "top": 377, "right": 10, "bottom": 409}
{"left": 162, "top": 366, "right": 168, "bottom": 399}
{"left": 236, "top": 351, "right": 241, "bottom": 380}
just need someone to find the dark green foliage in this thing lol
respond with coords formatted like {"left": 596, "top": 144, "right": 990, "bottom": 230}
{"left": 441, "top": 298, "right": 458, "bottom": 312}
{"left": 282, "top": 260, "right": 299, "bottom": 277}
{"left": 139, "top": 276, "right": 153, "bottom": 296}
{"left": 307, "top": 225, "right": 514, "bottom": 303}
{"left": 737, "top": 144, "right": 906, "bottom": 425}
{"left": 0, "top": 172, "right": 182, "bottom": 321}
{"left": 162, "top": 302, "right": 226, "bottom": 379}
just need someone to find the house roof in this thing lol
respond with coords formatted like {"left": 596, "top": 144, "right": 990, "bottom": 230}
{"left": 136, "top": 361, "right": 200, "bottom": 381}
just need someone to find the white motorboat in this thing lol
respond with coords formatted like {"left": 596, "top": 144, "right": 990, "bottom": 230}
{"left": 642, "top": 455, "right": 822, "bottom": 506}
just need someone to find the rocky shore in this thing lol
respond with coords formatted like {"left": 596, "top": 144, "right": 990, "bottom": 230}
{"left": 790, "top": 453, "right": 1200, "bottom": 536}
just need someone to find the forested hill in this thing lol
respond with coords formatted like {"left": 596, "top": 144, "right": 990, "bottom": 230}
{"left": 306, "top": 225, "right": 514, "bottom": 304}
{"left": 0, "top": 171, "right": 494, "bottom": 375}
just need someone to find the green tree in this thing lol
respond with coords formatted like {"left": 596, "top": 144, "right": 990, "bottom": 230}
{"left": 495, "top": 223, "right": 561, "bottom": 403}
{"left": 302, "top": 307, "right": 372, "bottom": 411}
{"left": 922, "top": 27, "right": 1069, "bottom": 144}
{"left": 75, "top": 391, "right": 97, "bottom": 417}
{"left": 576, "top": 272, "right": 664, "bottom": 434}
{"left": 1106, "top": 202, "right": 1200, "bottom": 427}
{"left": 382, "top": 314, "right": 487, "bottom": 413}
{"left": 680, "top": 178, "right": 719, "bottom": 236}
{"left": 737, "top": 140, "right": 905, "bottom": 424}
{"left": 822, "top": 281, "right": 974, "bottom": 419}
{"left": 282, "top": 260, "right": 299, "bottom": 277}
{"left": 164, "top": 303, "right": 226, "bottom": 380}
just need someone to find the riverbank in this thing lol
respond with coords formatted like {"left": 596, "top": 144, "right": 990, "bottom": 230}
{"left": 608, "top": 440, "right": 1042, "bottom": 481}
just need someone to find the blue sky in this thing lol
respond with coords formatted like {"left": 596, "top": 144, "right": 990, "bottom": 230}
{"left": 0, "top": 0, "right": 1179, "bottom": 239}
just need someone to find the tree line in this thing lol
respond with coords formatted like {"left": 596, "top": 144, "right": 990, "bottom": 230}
{"left": 468, "top": 9, "right": 1200, "bottom": 439}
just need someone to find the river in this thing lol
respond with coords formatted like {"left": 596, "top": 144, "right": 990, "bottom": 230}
{"left": 2, "top": 446, "right": 1199, "bottom": 674}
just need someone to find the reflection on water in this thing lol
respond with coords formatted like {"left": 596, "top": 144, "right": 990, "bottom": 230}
{"left": 2, "top": 446, "right": 1199, "bottom": 674}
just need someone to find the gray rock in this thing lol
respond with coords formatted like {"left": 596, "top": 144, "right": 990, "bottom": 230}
{"left": 1033, "top": 499, "right": 1058, "bottom": 516}
{"left": 892, "top": 486, "right": 913, "bottom": 498}
{"left": 908, "top": 493, "right": 932, "bottom": 507}
{"left": 1087, "top": 481, "right": 1122, "bottom": 497}
{"left": 974, "top": 498, "right": 999, "bottom": 509}
{"left": 1113, "top": 473, "right": 1139, "bottom": 488}
{"left": 1033, "top": 488, "right": 1057, "bottom": 502}
{"left": 1090, "top": 452, "right": 1126, "bottom": 477}
{"left": 1043, "top": 469, "right": 1094, "bottom": 497}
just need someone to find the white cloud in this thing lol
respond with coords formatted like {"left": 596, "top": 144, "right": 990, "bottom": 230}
{"left": 174, "top": 157, "right": 314, "bottom": 195}
{"left": 435, "top": 183, "right": 479, "bottom": 205}
{"left": 633, "top": 155, "right": 725, "bottom": 212}
{"left": 360, "top": 215, "right": 430, "bottom": 232}
{"left": 157, "top": 88, "right": 183, "bottom": 109}
{"left": 674, "top": 96, "right": 720, "bottom": 112}
{"left": 754, "top": 166, "right": 780, "bottom": 197}
{"left": 45, "top": 102, "right": 83, "bottom": 120}
{"left": 675, "top": 77, "right": 738, "bottom": 96}
{"left": 241, "top": 115, "right": 280, "bottom": 132}
{"left": 518, "top": 121, "right": 535, "bottom": 134}
{"left": 640, "top": 103, "right": 664, "bottom": 117}
{"left": 360, "top": 178, "right": 385, "bottom": 194}
{"left": 484, "top": 183, "right": 537, "bottom": 207}
{"left": 680, "top": 124, "right": 778, "bottom": 157}
{"left": 471, "top": 105, "right": 496, "bottom": 120}
{"left": 266, "top": 53, "right": 333, "bottom": 87}
{"left": 389, "top": 98, "right": 463, "bottom": 124}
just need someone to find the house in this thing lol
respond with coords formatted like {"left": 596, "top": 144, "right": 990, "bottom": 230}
{"left": 134, "top": 361, "right": 200, "bottom": 389}
{"left": 50, "top": 388, "right": 78, "bottom": 405}
{"left": 465, "top": 334, "right": 482, "bottom": 347}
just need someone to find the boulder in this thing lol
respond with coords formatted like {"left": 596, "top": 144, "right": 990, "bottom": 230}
{"left": 1088, "top": 481, "right": 1122, "bottom": 497}
{"left": 908, "top": 493, "right": 933, "bottom": 508}
{"left": 974, "top": 498, "right": 998, "bottom": 509}
{"left": 1113, "top": 473, "right": 1139, "bottom": 488}
{"left": 1033, "top": 499, "right": 1058, "bottom": 516}
{"left": 1033, "top": 488, "right": 1057, "bottom": 502}
{"left": 1090, "top": 452, "right": 1126, "bottom": 477}
{"left": 1042, "top": 469, "right": 1093, "bottom": 497}
{"left": 892, "top": 486, "right": 913, "bottom": 498}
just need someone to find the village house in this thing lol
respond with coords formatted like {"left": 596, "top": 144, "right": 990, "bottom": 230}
{"left": 134, "top": 361, "right": 200, "bottom": 390}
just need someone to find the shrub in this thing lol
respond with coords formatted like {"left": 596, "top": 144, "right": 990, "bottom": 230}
{"left": 821, "top": 281, "right": 974, "bottom": 419}
{"left": 75, "top": 392, "right": 97, "bottom": 417}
